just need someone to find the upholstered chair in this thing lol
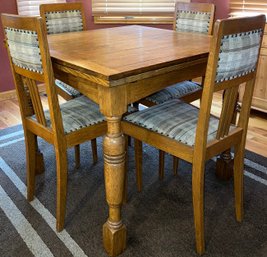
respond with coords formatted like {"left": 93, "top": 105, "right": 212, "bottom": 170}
{"left": 40, "top": 2, "right": 98, "bottom": 167}
{"left": 1, "top": 14, "right": 107, "bottom": 231}
{"left": 141, "top": 2, "right": 215, "bottom": 106}
{"left": 137, "top": 2, "right": 216, "bottom": 182}
{"left": 122, "top": 15, "right": 266, "bottom": 254}
{"left": 40, "top": 2, "right": 86, "bottom": 100}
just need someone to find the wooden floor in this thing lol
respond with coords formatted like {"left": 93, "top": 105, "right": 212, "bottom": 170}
{"left": 1, "top": 93, "right": 267, "bottom": 157}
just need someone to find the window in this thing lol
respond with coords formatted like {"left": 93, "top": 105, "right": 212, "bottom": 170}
{"left": 229, "top": 0, "right": 267, "bottom": 17}
{"left": 92, "top": 0, "right": 190, "bottom": 24}
{"left": 16, "top": 0, "right": 66, "bottom": 16}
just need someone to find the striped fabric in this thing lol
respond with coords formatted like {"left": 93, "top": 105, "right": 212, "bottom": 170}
{"left": 145, "top": 81, "right": 201, "bottom": 105}
{"left": 45, "top": 10, "right": 83, "bottom": 34}
{"left": 123, "top": 99, "right": 235, "bottom": 146}
{"left": 5, "top": 28, "right": 43, "bottom": 73}
{"left": 175, "top": 10, "right": 211, "bottom": 34}
{"left": 44, "top": 10, "right": 84, "bottom": 97}
{"left": 215, "top": 29, "right": 263, "bottom": 83}
{"left": 127, "top": 104, "right": 139, "bottom": 114}
{"left": 55, "top": 79, "right": 81, "bottom": 97}
{"left": 33, "top": 96, "right": 105, "bottom": 134}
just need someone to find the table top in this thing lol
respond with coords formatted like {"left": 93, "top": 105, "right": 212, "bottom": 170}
{"left": 48, "top": 25, "right": 211, "bottom": 82}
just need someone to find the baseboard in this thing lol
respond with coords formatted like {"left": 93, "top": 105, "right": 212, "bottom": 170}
{"left": 0, "top": 84, "right": 46, "bottom": 101}
{"left": 0, "top": 89, "right": 16, "bottom": 101}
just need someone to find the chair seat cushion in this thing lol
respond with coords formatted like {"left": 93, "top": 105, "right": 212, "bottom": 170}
{"left": 127, "top": 104, "right": 139, "bottom": 114}
{"left": 37, "top": 96, "right": 105, "bottom": 134}
{"left": 123, "top": 99, "right": 235, "bottom": 146}
{"left": 145, "top": 81, "right": 201, "bottom": 104}
{"left": 55, "top": 79, "right": 81, "bottom": 98}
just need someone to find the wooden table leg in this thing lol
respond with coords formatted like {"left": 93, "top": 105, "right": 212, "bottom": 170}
{"left": 103, "top": 116, "right": 126, "bottom": 257}
{"left": 215, "top": 92, "right": 239, "bottom": 180}
{"left": 216, "top": 150, "right": 234, "bottom": 180}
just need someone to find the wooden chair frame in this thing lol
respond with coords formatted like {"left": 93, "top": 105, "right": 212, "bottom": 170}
{"left": 1, "top": 14, "right": 107, "bottom": 232}
{"left": 122, "top": 15, "right": 266, "bottom": 254}
{"left": 40, "top": 2, "right": 98, "bottom": 168}
{"left": 40, "top": 2, "right": 87, "bottom": 101}
{"left": 138, "top": 1, "right": 216, "bottom": 183}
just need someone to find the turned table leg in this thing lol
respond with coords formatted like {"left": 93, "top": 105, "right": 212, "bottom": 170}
{"left": 103, "top": 116, "right": 126, "bottom": 256}
{"left": 216, "top": 92, "right": 239, "bottom": 180}
{"left": 216, "top": 150, "right": 234, "bottom": 180}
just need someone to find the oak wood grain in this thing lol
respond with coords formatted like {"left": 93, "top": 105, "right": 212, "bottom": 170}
{"left": 48, "top": 26, "right": 210, "bottom": 82}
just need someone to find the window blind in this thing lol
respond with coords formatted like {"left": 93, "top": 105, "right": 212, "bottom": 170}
{"left": 16, "top": 0, "right": 66, "bottom": 16}
{"left": 230, "top": 0, "right": 267, "bottom": 16}
{"left": 92, "top": 0, "right": 190, "bottom": 24}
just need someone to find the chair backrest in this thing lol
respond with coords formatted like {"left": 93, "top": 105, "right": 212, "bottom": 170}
{"left": 40, "top": 2, "right": 86, "bottom": 35}
{"left": 1, "top": 14, "right": 64, "bottom": 135}
{"left": 173, "top": 2, "right": 215, "bottom": 35}
{"left": 195, "top": 15, "right": 265, "bottom": 151}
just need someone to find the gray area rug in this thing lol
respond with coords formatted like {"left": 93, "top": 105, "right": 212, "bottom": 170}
{"left": 0, "top": 125, "right": 266, "bottom": 257}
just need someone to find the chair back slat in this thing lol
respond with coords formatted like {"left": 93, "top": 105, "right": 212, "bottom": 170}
{"left": 24, "top": 77, "right": 47, "bottom": 126}
{"left": 216, "top": 86, "right": 239, "bottom": 139}
{"left": 40, "top": 3, "right": 86, "bottom": 35}
{"left": 14, "top": 72, "right": 35, "bottom": 117}
{"left": 173, "top": 2, "right": 215, "bottom": 35}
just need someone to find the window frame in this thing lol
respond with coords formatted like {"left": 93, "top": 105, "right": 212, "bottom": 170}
{"left": 92, "top": 0, "right": 190, "bottom": 25}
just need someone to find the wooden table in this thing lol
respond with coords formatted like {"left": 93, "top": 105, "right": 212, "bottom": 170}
{"left": 48, "top": 25, "right": 210, "bottom": 256}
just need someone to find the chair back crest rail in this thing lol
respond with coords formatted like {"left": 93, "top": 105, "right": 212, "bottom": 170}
{"left": 40, "top": 2, "right": 87, "bottom": 35}
{"left": 1, "top": 14, "right": 64, "bottom": 135}
{"left": 195, "top": 15, "right": 265, "bottom": 152}
{"left": 174, "top": 2, "right": 216, "bottom": 35}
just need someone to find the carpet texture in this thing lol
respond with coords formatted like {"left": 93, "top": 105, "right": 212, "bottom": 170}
{"left": 0, "top": 125, "right": 266, "bottom": 257}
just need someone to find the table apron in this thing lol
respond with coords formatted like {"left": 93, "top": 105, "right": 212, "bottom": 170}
{"left": 52, "top": 58, "right": 207, "bottom": 109}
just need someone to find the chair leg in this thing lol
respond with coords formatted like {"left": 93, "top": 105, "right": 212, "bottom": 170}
{"left": 123, "top": 136, "right": 129, "bottom": 204}
{"left": 159, "top": 150, "right": 165, "bottom": 180}
{"left": 192, "top": 162, "right": 205, "bottom": 255}
{"left": 74, "top": 145, "right": 80, "bottom": 169}
{"left": 55, "top": 147, "right": 68, "bottom": 232}
{"left": 34, "top": 135, "right": 45, "bottom": 175}
{"left": 91, "top": 139, "right": 98, "bottom": 164}
{"left": 173, "top": 157, "right": 179, "bottom": 176}
{"left": 127, "top": 135, "right": 132, "bottom": 146}
{"left": 233, "top": 143, "right": 244, "bottom": 222}
{"left": 134, "top": 139, "right": 142, "bottom": 192}
{"left": 35, "top": 149, "right": 45, "bottom": 175}
{"left": 32, "top": 135, "right": 45, "bottom": 175}
{"left": 25, "top": 131, "right": 37, "bottom": 201}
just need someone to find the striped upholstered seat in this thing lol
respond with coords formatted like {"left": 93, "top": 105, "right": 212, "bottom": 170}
{"left": 55, "top": 79, "right": 81, "bottom": 98}
{"left": 33, "top": 96, "right": 105, "bottom": 134}
{"left": 34, "top": 96, "right": 137, "bottom": 134}
{"left": 143, "top": 3, "right": 215, "bottom": 106}
{"left": 124, "top": 99, "right": 235, "bottom": 147}
{"left": 145, "top": 81, "right": 201, "bottom": 105}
